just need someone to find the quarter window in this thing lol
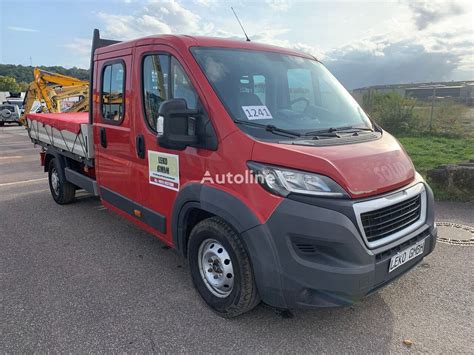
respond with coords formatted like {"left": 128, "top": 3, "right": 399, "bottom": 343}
{"left": 171, "top": 58, "right": 197, "bottom": 109}
{"left": 142, "top": 56, "right": 199, "bottom": 132}
{"left": 101, "top": 62, "right": 125, "bottom": 122}
{"left": 143, "top": 55, "right": 170, "bottom": 130}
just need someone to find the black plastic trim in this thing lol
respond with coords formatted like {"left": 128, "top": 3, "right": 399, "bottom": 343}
{"left": 64, "top": 168, "right": 99, "bottom": 196}
{"left": 171, "top": 183, "right": 261, "bottom": 256}
{"left": 100, "top": 186, "right": 166, "bottom": 233}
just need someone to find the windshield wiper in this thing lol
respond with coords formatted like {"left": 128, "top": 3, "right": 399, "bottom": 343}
{"left": 233, "top": 120, "right": 301, "bottom": 137}
{"left": 304, "top": 126, "right": 374, "bottom": 137}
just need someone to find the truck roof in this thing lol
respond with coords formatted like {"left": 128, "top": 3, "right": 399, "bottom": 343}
{"left": 95, "top": 34, "right": 315, "bottom": 60}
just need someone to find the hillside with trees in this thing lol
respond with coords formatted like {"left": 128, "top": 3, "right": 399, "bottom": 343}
{"left": 0, "top": 64, "right": 90, "bottom": 92}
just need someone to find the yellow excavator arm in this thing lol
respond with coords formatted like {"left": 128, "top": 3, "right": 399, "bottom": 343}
{"left": 21, "top": 67, "right": 89, "bottom": 123}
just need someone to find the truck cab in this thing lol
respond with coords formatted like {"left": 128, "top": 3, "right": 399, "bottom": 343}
{"left": 26, "top": 30, "right": 437, "bottom": 317}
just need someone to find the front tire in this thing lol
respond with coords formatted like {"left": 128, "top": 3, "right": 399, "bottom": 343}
{"left": 188, "top": 217, "right": 260, "bottom": 318}
{"left": 48, "top": 158, "right": 76, "bottom": 204}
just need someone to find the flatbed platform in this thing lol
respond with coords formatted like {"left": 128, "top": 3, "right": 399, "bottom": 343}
{"left": 26, "top": 112, "right": 94, "bottom": 161}
{"left": 27, "top": 112, "right": 88, "bottom": 132}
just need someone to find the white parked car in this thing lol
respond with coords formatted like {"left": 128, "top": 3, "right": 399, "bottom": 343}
{"left": 0, "top": 104, "right": 21, "bottom": 126}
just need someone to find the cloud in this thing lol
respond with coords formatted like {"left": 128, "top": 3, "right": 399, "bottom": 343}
{"left": 89, "top": 0, "right": 471, "bottom": 88}
{"left": 407, "top": 0, "right": 465, "bottom": 30}
{"left": 324, "top": 29, "right": 472, "bottom": 89}
{"left": 251, "top": 28, "right": 324, "bottom": 59}
{"left": 322, "top": 1, "right": 473, "bottom": 89}
{"left": 193, "top": 0, "right": 217, "bottom": 6}
{"left": 62, "top": 38, "right": 92, "bottom": 68}
{"left": 264, "top": 0, "right": 292, "bottom": 12}
{"left": 328, "top": 44, "right": 459, "bottom": 89}
{"left": 96, "top": 0, "right": 322, "bottom": 58}
{"left": 98, "top": 0, "right": 201, "bottom": 39}
{"left": 8, "top": 26, "right": 38, "bottom": 32}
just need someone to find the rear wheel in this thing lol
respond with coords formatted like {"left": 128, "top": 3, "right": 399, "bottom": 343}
{"left": 48, "top": 158, "right": 75, "bottom": 204}
{"left": 188, "top": 217, "right": 260, "bottom": 318}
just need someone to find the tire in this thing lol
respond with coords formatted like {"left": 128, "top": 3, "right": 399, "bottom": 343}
{"left": 0, "top": 122, "right": 4, "bottom": 127}
{"left": 48, "top": 158, "right": 76, "bottom": 204}
{"left": 188, "top": 217, "right": 260, "bottom": 318}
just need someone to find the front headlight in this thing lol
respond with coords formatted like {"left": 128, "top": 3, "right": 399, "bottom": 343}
{"left": 247, "top": 162, "right": 348, "bottom": 198}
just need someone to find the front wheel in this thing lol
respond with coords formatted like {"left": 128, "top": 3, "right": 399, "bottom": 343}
{"left": 48, "top": 158, "right": 76, "bottom": 204}
{"left": 188, "top": 217, "right": 260, "bottom": 318}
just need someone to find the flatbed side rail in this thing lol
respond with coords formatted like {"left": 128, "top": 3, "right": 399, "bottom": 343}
{"left": 27, "top": 118, "right": 95, "bottom": 166}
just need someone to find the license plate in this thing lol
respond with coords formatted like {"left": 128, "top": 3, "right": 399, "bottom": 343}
{"left": 389, "top": 239, "right": 425, "bottom": 273}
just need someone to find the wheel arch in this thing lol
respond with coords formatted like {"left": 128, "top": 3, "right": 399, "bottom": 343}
{"left": 172, "top": 183, "right": 261, "bottom": 257}
{"left": 44, "top": 147, "right": 69, "bottom": 176}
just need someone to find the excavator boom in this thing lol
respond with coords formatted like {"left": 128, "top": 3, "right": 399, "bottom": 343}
{"left": 21, "top": 67, "right": 89, "bottom": 123}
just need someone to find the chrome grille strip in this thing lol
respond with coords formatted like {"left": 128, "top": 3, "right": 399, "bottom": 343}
{"left": 353, "top": 183, "right": 427, "bottom": 249}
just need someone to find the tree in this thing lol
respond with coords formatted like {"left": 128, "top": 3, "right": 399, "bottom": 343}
{"left": 18, "top": 81, "right": 30, "bottom": 92}
{"left": 0, "top": 76, "right": 21, "bottom": 92}
{"left": 363, "top": 92, "right": 418, "bottom": 134}
{"left": 0, "top": 64, "right": 90, "bottom": 83}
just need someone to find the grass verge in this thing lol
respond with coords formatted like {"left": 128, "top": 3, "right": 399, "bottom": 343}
{"left": 397, "top": 135, "right": 474, "bottom": 201}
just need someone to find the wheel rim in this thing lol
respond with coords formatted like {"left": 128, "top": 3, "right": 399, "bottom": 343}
{"left": 198, "top": 239, "right": 234, "bottom": 298}
{"left": 51, "top": 168, "right": 60, "bottom": 195}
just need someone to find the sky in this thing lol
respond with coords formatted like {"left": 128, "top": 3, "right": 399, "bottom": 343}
{"left": 0, "top": 0, "right": 473, "bottom": 89}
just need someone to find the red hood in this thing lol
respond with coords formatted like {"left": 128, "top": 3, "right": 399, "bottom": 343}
{"left": 251, "top": 133, "right": 415, "bottom": 198}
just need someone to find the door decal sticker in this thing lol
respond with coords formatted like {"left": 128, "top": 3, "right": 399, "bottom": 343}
{"left": 148, "top": 151, "right": 180, "bottom": 191}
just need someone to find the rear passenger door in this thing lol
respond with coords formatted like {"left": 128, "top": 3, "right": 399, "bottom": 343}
{"left": 94, "top": 57, "right": 136, "bottom": 203}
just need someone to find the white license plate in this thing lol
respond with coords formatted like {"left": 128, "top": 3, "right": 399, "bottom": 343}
{"left": 389, "top": 239, "right": 425, "bottom": 273}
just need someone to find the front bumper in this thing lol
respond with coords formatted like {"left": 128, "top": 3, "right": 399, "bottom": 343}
{"left": 241, "top": 183, "right": 437, "bottom": 309}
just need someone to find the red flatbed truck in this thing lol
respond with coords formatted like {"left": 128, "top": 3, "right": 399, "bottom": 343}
{"left": 26, "top": 29, "right": 437, "bottom": 317}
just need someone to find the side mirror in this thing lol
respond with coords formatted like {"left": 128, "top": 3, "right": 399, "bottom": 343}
{"left": 157, "top": 99, "right": 200, "bottom": 150}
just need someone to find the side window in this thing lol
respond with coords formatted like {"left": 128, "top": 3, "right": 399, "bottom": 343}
{"left": 101, "top": 62, "right": 125, "bottom": 122}
{"left": 287, "top": 68, "right": 314, "bottom": 112}
{"left": 171, "top": 58, "right": 197, "bottom": 109}
{"left": 143, "top": 54, "right": 169, "bottom": 130}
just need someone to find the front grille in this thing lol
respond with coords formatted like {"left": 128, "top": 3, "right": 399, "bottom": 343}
{"left": 361, "top": 194, "right": 422, "bottom": 243}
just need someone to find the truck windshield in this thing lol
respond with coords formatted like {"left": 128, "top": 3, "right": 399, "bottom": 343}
{"left": 191, "top": 47, "right": 372, "bottom": 138}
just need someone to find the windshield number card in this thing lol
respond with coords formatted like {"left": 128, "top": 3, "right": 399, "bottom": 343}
{"left": 242, "top": 105, "right": 273, "bottom": 120}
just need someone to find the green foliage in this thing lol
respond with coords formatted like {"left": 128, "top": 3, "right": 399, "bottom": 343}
{"left": 0, "top": 64, "right": 89, "bottom": 84}
{"left": 398, "top": 136, "right": 474, "bottom": 175}
{"left": 363, "top": 91, "right": 472, "bottom": 137}
{"left": 398, "top": 135, "right": 474, "bottom": 201}
{"left": 18, "top": 82, "right": 30, "bottom": 92}
{"left": 412, "top": 99, "right": 470, "bottom": 137}
{"left": 0, "top": 76, "right": 21, "bottom": 92}
{"left": 363, "top": 92, "right": 418, "bottom": 134}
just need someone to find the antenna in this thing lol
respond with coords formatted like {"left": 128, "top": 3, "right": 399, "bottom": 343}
{"left": 231, "top": 7, "right": 250, "bottom": 42}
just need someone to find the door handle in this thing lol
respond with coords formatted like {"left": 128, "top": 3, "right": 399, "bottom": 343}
{"left": 136, "top": 134, "right": 145, "bottom": 159}
{"left": 100, "top": 127, "right": 107, "bottom": 148}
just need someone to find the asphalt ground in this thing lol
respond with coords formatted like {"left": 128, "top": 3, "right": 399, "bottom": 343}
{"left": 1, "top": 124, "right": 472, "bottom": 353}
